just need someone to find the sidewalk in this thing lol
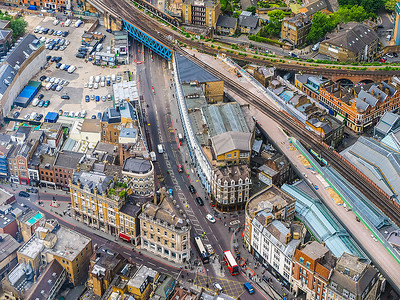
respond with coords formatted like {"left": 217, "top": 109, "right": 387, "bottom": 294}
{"left": 2, "top": 182, "right": 190, "bottom": 271}
{"left": 233, "top": 228, "right": 294, "bottom": 300}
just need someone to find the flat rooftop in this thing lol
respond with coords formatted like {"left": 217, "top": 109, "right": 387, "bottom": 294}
{"left": 128, "top": 265, "right": 158, "bottom": 288}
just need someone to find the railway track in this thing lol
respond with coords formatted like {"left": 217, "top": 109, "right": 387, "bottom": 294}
{"left": 93, "top": 0, "right": 399, "bottom": 77}
{"left": 175, "top": 50, "right": 400, "bottom": 227}
{"left": 92, "top": 0, "right": 400, "bottom": 226}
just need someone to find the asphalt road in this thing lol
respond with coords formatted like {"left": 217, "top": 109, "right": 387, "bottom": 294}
{"left": 134, "top": 41, "right": 272, "bottom": 299}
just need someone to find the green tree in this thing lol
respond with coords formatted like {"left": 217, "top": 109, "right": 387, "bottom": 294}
{"left": 119, "top": 190, "right": 126, "bottom": 199}
{"left": 385, "top": 0, "right": 397, "bottom": 11}
{"left": 246, "top": 6, "right": 257, "bottom": 14}
{"left": 337, "top": 0, "right": 384, "bottom": 13}
{"left": 232, "top": 11, "right": 241, "bottom": 17}
{"left": 331, "top": 5, "right": 372, "bottom": 23}
{"left": 10, "top": 18, "right": 27, "bottom": 39}
{"left": 306, "top": 11, "right": 336, "bottom": 43}
{"left": 260, "top": 10, "right": 285, "bottom": 37}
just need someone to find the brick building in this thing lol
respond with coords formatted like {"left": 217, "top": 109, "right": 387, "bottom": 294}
{"left": 292, "top": 241, "right": 337, "bottom": 300}
{"left": 16, "top": 0, "right": 71, "bottom": 10}
{"left": 182, "top": 0, "right": 221, "bottom": 28}
{"left": 319, "top": 22, "right": 378, "bottom": 62}
{"left": 281, "top": 14, "right": 312, "bottom": 47}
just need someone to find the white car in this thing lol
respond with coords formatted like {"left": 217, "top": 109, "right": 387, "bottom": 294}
{"left": 94, "top": 83, "right": 99, "bottom": 89}
{"left": 56, "top": 85, "right": 63, "bottom": 92}
{"left": 50, "top": 77, "right": 55, "bottom": 83}
{"left": 386, "top": 53, "right": 394, "bottom": 59}
{"left": 54, "top": 78, "right": 60, "bottom": 84}
{"left": 213, "top": 282, "right": 223, "bottom": 292}
{"left": 206, "top": 214, "right": 216, "bottom": 223}
{"left": 24, "top": 114, "right": 30, "bottom": 120}
{"left": 84, "top": 83, "right": 88, "bottom": 88}
{"left": 101, "top": 96, "right": 106, "bottom": 102}
{"left": 65, "top": 40, "right": 70, "bottom": 46}
{"left": 100, "top": 81, "right": 105, "bottom": 87}
{"left": 88, "top": 83, "right": 93, "bottom": 89}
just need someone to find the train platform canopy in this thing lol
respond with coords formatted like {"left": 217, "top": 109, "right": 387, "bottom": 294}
{"left": 175, "top": 53, "right": 220, "bottom": 84}
{"left": 282, "top": 181, "right": 369, "bottom": 261}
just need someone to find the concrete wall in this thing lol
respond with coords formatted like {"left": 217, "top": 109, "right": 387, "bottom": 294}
{"left": 0, "top": 44, "right": 46, "bottom": 120}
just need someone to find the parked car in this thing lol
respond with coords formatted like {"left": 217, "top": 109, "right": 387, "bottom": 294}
{"left": 46, "top": 55, "right": 51, "bottom": 61}
{"left": 85, "top": 95, "right": 90, "bottom": 102}
{"left": 36, "top": 114, "right": 43, "bottom": 121}
{"left": 40, "top": 75, "right": 47, "bottom": 81}
{"left": 91, "top": 115, "right": 96, "bottom": 119}
{"left": 95, "top": 96, "right": 100, "bottom": 102}
{"left": 38, "top": 94, "right": 44, "bottom": 100}
{"left": 58, "top": 109, "right": 63, "bottom": 116}
{"left": 101, "top": 95, "right": 106, "bottom": 102}
{"left": 27, "top": 188, "right": 38, "bottom": 193}
{"left": 56, "top": 85, "right": 63, "bottom": 92}
{"left": 38, "top": 100, "right": 45, "bottom": 107}
{"left": 97, "top": 112, "right": 102, "bottom": 119}
{"left": 44, "top": 100, "right": 50, "bottom": 107}
{"left": 61, "top": 95, "right": 70, "bottom": 100}
{"left": 13, "top": 111, "right": 20, "bottom": 118}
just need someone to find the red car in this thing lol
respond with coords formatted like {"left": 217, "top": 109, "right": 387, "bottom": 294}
{"left": 210, "top": 202, "right": 215, "bottom": 207}
{"left": 379, "top": 58, "right": 386, "bottom": 63}
{"left": 152, "top": 86, "right": 155, "bottom": 94}
{"left": 177, "top": 164, "right": 183, "bottom": 173}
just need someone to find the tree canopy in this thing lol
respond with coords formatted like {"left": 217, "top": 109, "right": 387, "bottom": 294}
{"left": 261, "top": 10, "right": 285, "bottom": 37}
{"left": 10, "top": 18, "right": 27, "bottom": 39}
{"left": 337, "top": 0, "right": 384, "bottom": 13}
{"left": 246, "top": 6, "right": 257, "bottom": 14}
{"left": 384, "top": 0, "right": 397, "bottom": 11}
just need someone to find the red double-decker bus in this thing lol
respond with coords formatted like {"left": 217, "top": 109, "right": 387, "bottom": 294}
{"left": 223, "top": 250, "right": 239, "bottom": 275}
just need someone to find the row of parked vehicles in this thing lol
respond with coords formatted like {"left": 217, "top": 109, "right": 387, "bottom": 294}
{"left": 41, "top": 75, "right": 70, "bottom": 92}
{"left": 43, "top": 36, "right": 70, "bottom": 51}
{"left": 58, "top": 110, "right": 87, "bottom": 119}
{"left": 34, "top": 25, "right": 69, "bottom": 37}
{"left": 55, "top": 63, "right": 76, "bottom": 73}
{"left": 85, "top": 94, "right": 112, "bottom": 102}
{"left": 84, "top": 74, "right": 121, "bottom": 89}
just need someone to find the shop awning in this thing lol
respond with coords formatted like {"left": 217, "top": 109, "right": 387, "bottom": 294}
{"left": 119, "top": 232, "right": 131, "bottom": 242}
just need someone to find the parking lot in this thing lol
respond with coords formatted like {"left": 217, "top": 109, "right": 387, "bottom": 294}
{"left": 12, "top": 15, "right": 132, "bottom": 121}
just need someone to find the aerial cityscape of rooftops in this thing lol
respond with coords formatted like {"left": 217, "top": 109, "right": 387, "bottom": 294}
{"left": 0, "top": 0, "right": 398, "bottom": 299}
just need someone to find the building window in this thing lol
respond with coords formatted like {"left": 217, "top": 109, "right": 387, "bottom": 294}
{"left": 306, "top": 261, "right": 311, "bottom": 269}
{"left": 299, "top": 257, "right": 304, "bottom": 264}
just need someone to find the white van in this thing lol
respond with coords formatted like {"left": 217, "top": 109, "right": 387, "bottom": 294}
{"left": 67, "top": 66, "right": 76, "bottom": 73}
{"left": 53, "top": 19, "right": 60, "bottom": 26}
{"left": 31, "top": 112, "right": 38, "bottom": 120}
{"left": 81, "top": 110, "right": 87, "bottom": 118}
{"left": 75, "top": 20, "right": 83, "bottom": 27}
{"left": 32, "top": 98, "right": 40, "bottom": 106}
{"left": 96, "top": 43, "right": 103, "bottom": 51}
{"left": 111, "top": 74, "right": 116, "bottom": 82}
{"left": 95, "top": 76, "right": 101, "bottom": 83}
{"left": 65, "top": 19, "right": 72, "bottom": 27}
{"left": 89, "top": 76, "right": 94, "bottom": 84}
{"left": 157, "top": 144, "right": 164, "bottom": 154}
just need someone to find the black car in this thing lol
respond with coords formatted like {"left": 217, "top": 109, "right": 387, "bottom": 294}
{"left": 50, "top": 56, "right": 57, "bottom": 62}
{"left": 36, "top": 114, "right": 43, "bottom": 121}
{"left": 196, "top": 197, "right": 204, "bottom": 206}
{"left": 188, "top": 185, "right": 196, "bottom": 194}
{"left": 46, "top": 55, "right": 52, "bottom": 61}
{"left": 106, "top": 29, "right": 112, "bottom": 33}
{"left": 38, "top": 94, "right": 44, "bottom": 100}
{"left": 54, "top": 45, "right": 60, "bottom": 51}
{"left": 393, "top": 52, "right": 398, "bottom": 58}
{"left": 19, "top": 191, "right": 30, "bottom": 198}
{"left": 27, "top": 188, "right": 38, "bottom": 193}
{"left": 62, "top": 31, "right": 69, "bottom": 37}
{"left": 56, "top": 63, "right": 62, "bottom": 68}
{"left": 13, "top": 111, "right": 20, "bottom": 118}
{"left": 49, "top": 29, "right": 54, "bottom": 35}
{"left": 40, "top": 75, "right": 47, "bottom": 81}
{"left": 51, "top": 84, "right": 57, "bottom": 91}
{"left": 43, "top": 28, "right": 49, "bottom": 34}
{"left": 55, "top": 57, "right": 62, "bottom": 63}
{"left": 61, "top": 95, "right": 70, "bottom": 100}
{"left": 76, "top": 53, "right": 85, "bottom": 58}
